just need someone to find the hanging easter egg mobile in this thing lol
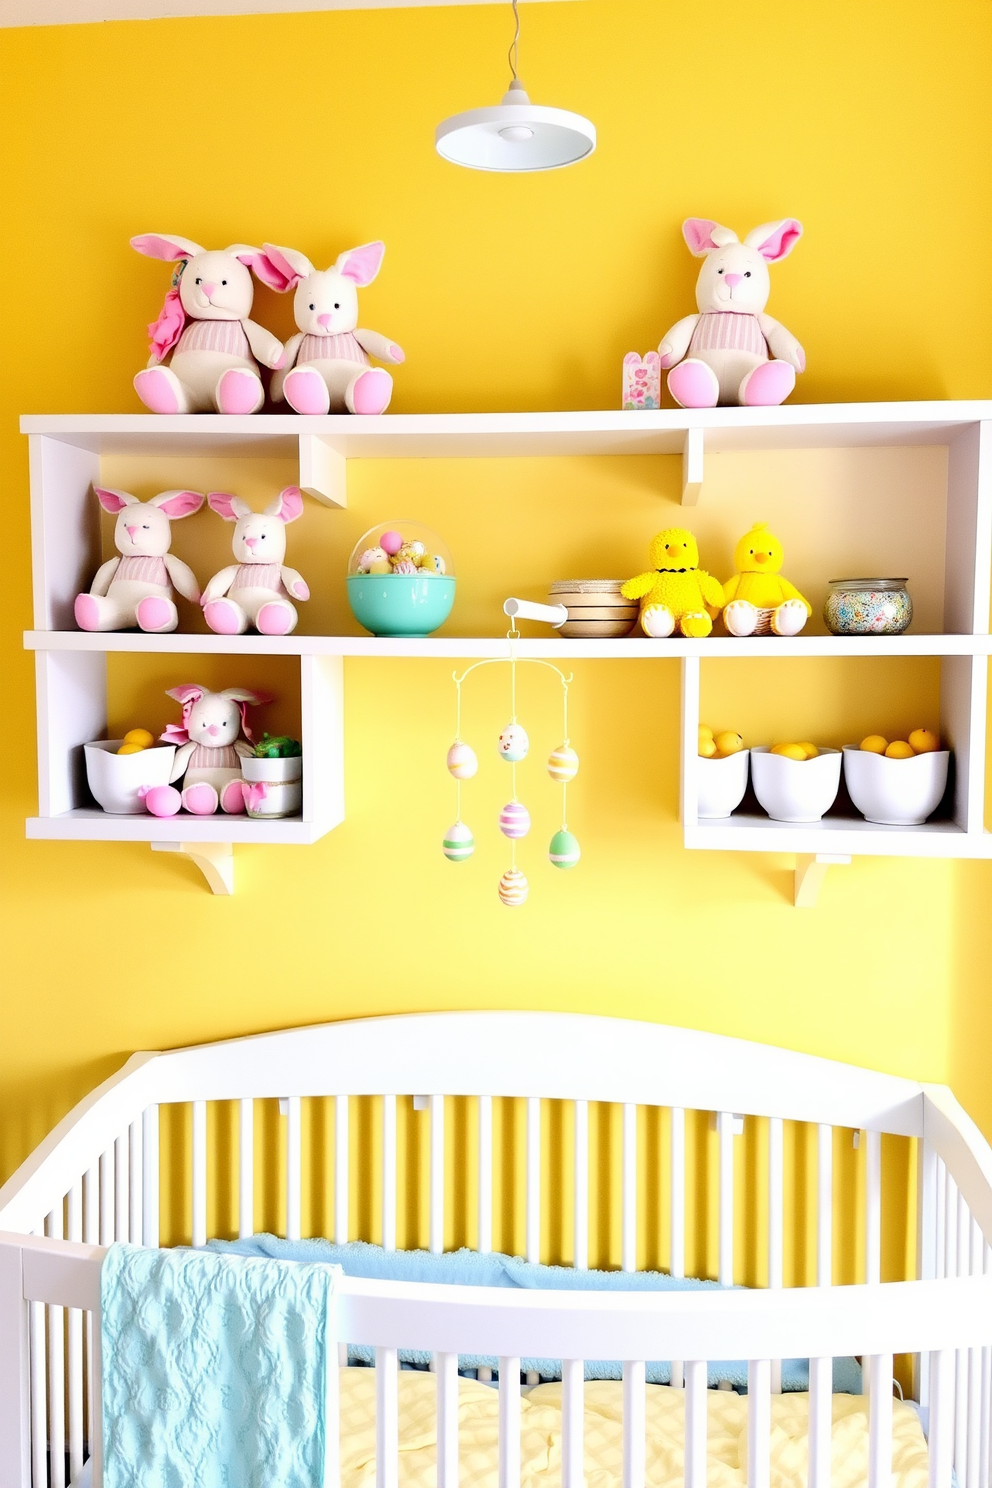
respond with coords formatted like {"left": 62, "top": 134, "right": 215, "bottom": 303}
{"left": 441, "top": 615, "right": 580, "bottom": 906}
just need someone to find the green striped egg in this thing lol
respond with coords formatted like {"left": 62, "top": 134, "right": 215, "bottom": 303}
{"left": 548, "top": 829, "right": 581, "bottom": 869}
{"left": 442, "top": 821, "right": 474, "bottom": 862}
{"left": 547, "top": 744, "right": 579, "bottom": 783}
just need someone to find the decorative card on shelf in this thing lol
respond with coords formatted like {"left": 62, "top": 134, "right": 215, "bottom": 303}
{"left": 622, "top": 351, "right": 661, "bottom": 410}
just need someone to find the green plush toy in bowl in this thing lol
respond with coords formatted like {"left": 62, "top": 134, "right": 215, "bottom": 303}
{"left": 347, "top": 520, "right": 456, "bottom": 638}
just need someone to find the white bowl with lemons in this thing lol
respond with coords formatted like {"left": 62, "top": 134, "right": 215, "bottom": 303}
{"left": 750, "top": 741, "right": 842, "bottom": 824}
{"left": 697, "top": 727, "right": 750, "bottom": 819}
{"left": 843, "top": 730, "right": 949, "bottom": 826}
{"left": 84, "top": 729, "right": 175, "bottom": 814}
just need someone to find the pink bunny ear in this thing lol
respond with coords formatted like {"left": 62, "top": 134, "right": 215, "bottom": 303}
{"left": 221, "top": 687, "right": 273, "bottom": 706}
{"left": 208, "top": 491, "right": 251, "bottom": 522}
{"left": 337, "top": 241, "right": 385, "bottom": 286}
{"left": 260, "top": 244, "right": 314, "bottom": 292}
{"left": 266, "top": 485, "right": 304, "bottom": 523}
{"left": 228, "top": 245, "right": 291, "bottom": 291}
{"left": 166, "top": 684, "right": 206, "bottom": 707}
{"left": 744, "top": 219, "right": 802, "bottom": 261}
{"left": 682, "top": 219, "right": 724, "bottom": 256}
{"left": 94, "top": 486, "right": 138, "bottom": 514}
{"left": 131, "top": 233, "right": 204, "bottom": 261}
{"left": 150, "top": 489, "right": 204, "bottom": 519}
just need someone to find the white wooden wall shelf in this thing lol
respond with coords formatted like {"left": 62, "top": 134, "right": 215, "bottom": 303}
{"left": 22, "top": 403, "right": 992, "bottom": 899}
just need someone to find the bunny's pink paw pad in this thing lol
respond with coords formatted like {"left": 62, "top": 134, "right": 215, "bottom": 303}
{"left": 135, "top": 368, "right": 182, "bottom": 415}
{"left": 220, "top": 781, "right": 247, "bottom": 814}
{"left": 183, "top": 783, "right": 219, "bottom": 815}
{"left": 74, "top": 593, "right": 101, "bottom": 631}
{"left": 256, "top": 601, "right": 296, "bottom": 636}
{"left": 350, "top": 368, "right": 393, "bottom": 416}
{"left": 136, "top": 596, "right": 177, "bottom": 633}
{"left": 284, "top": 368, "right": 331, "bottom": 416}
{"left": 740, "top": 360, "right": 795, "bottom": 407}
{"left": 204, "top": 599, "right": 244, "bottom": 635}
{"left": 217, "top": 368, "right": 264, "bottom": 415}
{"left": 667, "top": 359, "right": 719, "bottom": 409}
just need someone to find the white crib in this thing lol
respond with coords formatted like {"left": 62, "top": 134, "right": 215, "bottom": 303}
{"left": 1, "top": 1011, "right": 990, "bottom": 1488}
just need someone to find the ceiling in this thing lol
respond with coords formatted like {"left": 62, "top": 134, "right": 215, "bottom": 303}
{"left": 1, "top": 0, "right": 575, "bottom": 24}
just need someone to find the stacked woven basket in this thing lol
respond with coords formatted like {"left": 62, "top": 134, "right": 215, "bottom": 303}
{"left": 549, "top": 580, "right": 639, "bottom": 638}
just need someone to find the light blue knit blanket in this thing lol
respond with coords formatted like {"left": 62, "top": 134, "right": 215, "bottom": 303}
{"left": 101, "top": 1243, "right": 339, "bottom": 1488}
{"left": 208, "top": 1237, "right": 862, "bottom": 1394}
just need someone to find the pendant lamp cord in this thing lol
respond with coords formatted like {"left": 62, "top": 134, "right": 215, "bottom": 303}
{"left": 508, "top": 0, "right": 521, "bottom": 81}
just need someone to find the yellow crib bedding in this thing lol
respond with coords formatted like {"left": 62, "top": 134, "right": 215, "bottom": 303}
{"left": 338, "top": 1369, "right": 928, "bottom": 1488}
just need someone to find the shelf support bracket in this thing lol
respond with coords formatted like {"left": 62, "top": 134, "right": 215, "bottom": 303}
{"left": 681, "top": 427, "right": 704, "bottom": 506}
{"left": 151, "top": 841, "right": 235, "bottom": 895}
{"left": 298, "top": 435, "right": 346, "bottom": 508}
{"left": 794, "top": 853, "right": 850, "bottom": 908}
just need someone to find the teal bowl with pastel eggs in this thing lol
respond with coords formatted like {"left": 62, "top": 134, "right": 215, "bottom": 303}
{"left": 347, "top": 574, "right": 456, "bottom": 637}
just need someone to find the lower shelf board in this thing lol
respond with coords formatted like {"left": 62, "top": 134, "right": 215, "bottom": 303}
{"left": 686, "top": 813, "right": 992, "bottom": 859}
{"left": 25, "top": 809, "right": 335, "bottom": 846}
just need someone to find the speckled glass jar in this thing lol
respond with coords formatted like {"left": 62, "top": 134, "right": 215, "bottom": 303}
{"left": 823, "top": 578, "right": 913, "bottom": 635}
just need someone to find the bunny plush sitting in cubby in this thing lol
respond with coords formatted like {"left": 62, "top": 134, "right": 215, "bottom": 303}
{"left": 202, "top": 485, "right": 310, "bottom": 635}
{"left": 262, "top": 240, "right": 404, "bottom": 415}
{"left": 74, "top": 486, "right": 204, "bottom": 632}
{"left": 153, "top": 684, "right": 272, "bottom": 816}
{"left": 131, "top": 234, "right": 287, "bottom": 415}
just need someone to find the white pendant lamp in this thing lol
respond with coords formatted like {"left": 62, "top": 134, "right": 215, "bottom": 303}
{"left": 435, "top": 0, "right": 596, "bottom": 173}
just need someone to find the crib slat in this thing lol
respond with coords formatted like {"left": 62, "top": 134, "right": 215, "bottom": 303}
{"left": 954, "top": 1189, "right": 968, "bottom": 1479}
{"left": 382, "top": 1095, "right": 397, "bottom": 1251}
{"left": 562, "top": 1358, "right": 584, "bottom": 1488}
{"left": 669, "top": 1106, "right": 686, "bottom": 1390}
{"left": 573, "top": 1100, "right": 588, "bottom": 1271}
{"left": 817, "top": 1125, "right": 832, "bottom": 1286}
{"left": 239, "top": 1099, "right": 254, "bottom": 1240}
{"left": 945, "top": 1173, "right": 959, "bottom": 1279}
{"left": 747, "top": 1359, "right": 771, "bottom": 1488}
{"left": 286, "top": 1096, "right": 302, "bottom": 1242}
{"left": 375, "top": 1347, "right": 399, "bottom": 1488}
{"left": 115, "top": 1131, "right": 129, "bottom": 1243}
{"left": 324, "top": 1316, "right": 340, "bottom": 1488}
{"left": 935, "top": 1157, "right": 948, "bottom": 1281}
{"left": 684, "top": 1360, "right": 708, "bottom": 1488}
{"left": 436, "top": 1351, "right": 459, "bottom": 1488}
{"left": 498, "top": 1356, "right": 521, "bottom": 1488}
{"left": 968, "top": 1219, "right": 983, "bottom": 1488}
{"left": 477, "top": 1096, "right": 492, "bottom": 1255}
{"left": 980, "top": 1244, "right": 991, "bottom": 1488}
{"left": 916, "top": 1140, "right": 939, "bottom": 1415}
{"left": 622, "top": 1103, "right": 637, "bottom": 1273}
{"left": 868, "top": 1353, "right": 893, "bottom": 1488}
{"left": 430, "top": 1095, "right": 445, "bottom": 1255}
{"left": 192, "top": 1101, "right": 207, "bottom": 1248}
{"left": 930, "top": 1349, "right": 955, "bottom": 1488}
{"left": 865, "top": 1129, "right": 881, "bottom": 1286}
{"left": 526, "top": 1097, "right": 540, "bottom": 1264}
{"left": 129, "top": 1121, "right": 142, "bottom": 1247}
{"left": 99, "top": 1148, "right": 113, "bottom": 1247}
{"left": 84, "top": 1166, "right": 97, "bottom": 1458}
{"left": 46, "top": 1206, "right": 66, "bottom": 1488}
{"left": 66, "top": 1184, "right": 83, "bottom": 1483}
{"left": 30, "top": 1295, "right": 46, "bottom": 1488}
{"left": 142, "top": 1105, "right": 159, "bottom": 1248}
{"left": 335, "top": 1096, "right": 349, "bottom": 1246}
{"left": 808, "top": 1355, "right": 832, "bottom": 1488}
{"left": 717, "top": 1111, "right": 734, "bottom": 1288}
{"left": 623, "top": 1359, "right": 646, "bottom": 1488}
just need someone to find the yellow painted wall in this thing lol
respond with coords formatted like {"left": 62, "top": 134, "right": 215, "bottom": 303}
{"left": 2, "top": 0, "right": 992, "bottom": 1257}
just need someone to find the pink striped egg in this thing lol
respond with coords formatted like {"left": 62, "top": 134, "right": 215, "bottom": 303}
{"left": 498, "top": 867, "right": 529, "bottom": 907}
{"left": 547, "top": 744, "right": 579, "bottom": 783}
{"left": 499, "top": 801, "right": 531, "bottom": 838}
{"left": 446, "top": 741, "right": 478, "bottom": 779}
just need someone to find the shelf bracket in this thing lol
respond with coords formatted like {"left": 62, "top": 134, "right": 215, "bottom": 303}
{"left": 298, "top": 435, "right": 346, "bottom": 508}
{"left": 794, "top": 853, "right": 850, "bottom": 908}
{"left": 681, "top": 427, "right": 704, "bottom": 506}
{"left": 151, "top": 841, "right": 235, "bottom": 895}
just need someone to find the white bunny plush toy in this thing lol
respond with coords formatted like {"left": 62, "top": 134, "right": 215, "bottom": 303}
{"left": 131, "top": 234, "right": 286, "bottom": 415}
{"left": 202, "top": 485, "right": 310, "bottom": 636}
{"left": 659, "top": 218, "right": 804, "bottom": 408}
{"left": 162, "top": 684, "right": 271, "bottom": 815}
{"left": 262, "top": 241, "right": 404, "bottom": 415}
{"left": 74, "top": 486, "right": 203, "bottom": 632}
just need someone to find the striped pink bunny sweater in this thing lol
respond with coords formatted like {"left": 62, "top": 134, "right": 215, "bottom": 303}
{"left": 176, "top": 320, "right": 252, "bottom": 358}
{"left": 688, "top": 312, "right": 767, "bottom": 358}
{"left": 298, "top": 331, "right": 369, "bottom": 367}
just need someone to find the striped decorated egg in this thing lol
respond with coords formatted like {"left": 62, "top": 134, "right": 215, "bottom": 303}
{"left": 442, "top": 821, "right": 474, "bottom": 862}
{"left": 547, "top": 744, "right": 579, "bottom": 783}
{"left": 498, "top": 867, "right": 529, "bottom": 907}
{"left": 499, "top": 801, "right": 531, "bottom": 838}
{"left": 446, "top": 740, "right": 478, "bottom": 779}
{"left": 498, "top": 722, "right": 529, "bottom": 762}
{"left": 548, "top": 829, "right": 581, "bottom": 869}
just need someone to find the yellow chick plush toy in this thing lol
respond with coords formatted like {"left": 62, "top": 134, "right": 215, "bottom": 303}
{"left": 722, "top": 522, "right": 811, "bottom": 636}
{"left": 621, "top": 527, "right": 725, "bottom": 638}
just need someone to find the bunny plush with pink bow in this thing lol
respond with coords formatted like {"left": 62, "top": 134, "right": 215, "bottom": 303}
{"left": 150, "top": 684, "right": 271, "bottom": 816}
{"left": 131, "top": 233, "right": 287, "bottom": 415}
{"left": 201, "top": 485, "right": 310, "bottom": 635}
{"left": 262, "top": 240, "right": 404, "bottom": 415}
{"left": 659, "top": 218, "right": 804, "bottom": 408}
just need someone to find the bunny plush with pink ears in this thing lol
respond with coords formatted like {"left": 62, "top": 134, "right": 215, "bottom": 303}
{"left": 131, "top": 234, "right": 286, "bottom": 415}
{"left": 659, "top": 218, "right": 804, "bottom": 408}
{"left": 159, "top": 684, "right": 271, "bottom": 816}
{"left": 262, "top": 241, "right": 404, "bottom": 416}
{"left": 74, "top": 486, "right": 203, "bottom": 632}
{"left": 201, "top": 485, "right": 310, "bottom": 636}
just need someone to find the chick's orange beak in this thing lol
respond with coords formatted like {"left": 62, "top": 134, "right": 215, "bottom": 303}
{"left": 665, "top": 545, "right": 681, "bottom": 558}
{"left": 754, "top": 551, "right": 769, "bottom": 564}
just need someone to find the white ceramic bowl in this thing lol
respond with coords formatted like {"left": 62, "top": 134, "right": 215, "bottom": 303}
{"left": 750, "top": 745, "right": 842, "bottom": 824}
{"left": 697, "top": 749, "right": 749, "bottom": 819}
{"left": 84, "top": 739, "right": 176, "bottom": 814}
{"left": 843, "top": 746, "right": 950, "bottom": 825}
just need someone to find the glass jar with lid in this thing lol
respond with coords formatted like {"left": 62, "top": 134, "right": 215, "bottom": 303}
{"left": 823, "top": 578, "right": 912, "bottom": 636}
